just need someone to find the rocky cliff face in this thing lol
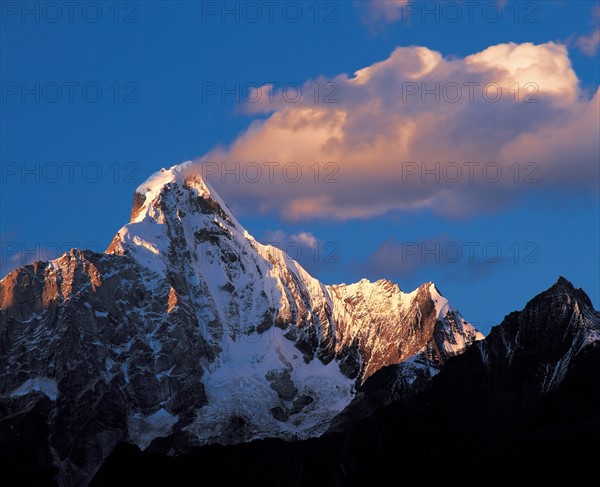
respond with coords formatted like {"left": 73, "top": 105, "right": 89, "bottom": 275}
{"left": 473, "top": 276, "right": 599, "bottom": 395}
{"left": 329, "top": 279, "right": 482, "bottom": 380}
{"left": 0, "top": 162, "right": 482, "bottom": 486}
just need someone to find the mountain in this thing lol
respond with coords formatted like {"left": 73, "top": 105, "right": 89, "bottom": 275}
{"left": 92, "top": 276, "right": 600, "bottom": 486}
{"left": 0, "top": 162, "right": 482, "bottom": 486}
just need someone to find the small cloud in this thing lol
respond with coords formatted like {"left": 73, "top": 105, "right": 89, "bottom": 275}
{"left": 356, "top": 0, "right": 508, "bottom": 30}
{"left": 0, "top": 243, "right": 42, "bottom": 277}
{"left": 260, "top": 229, "right": 338, "bottom": 276}
{"left": 294, "top": 231, "right": 318, "bottom": 247}
{"left": 576, "top": 6, "right": 600, "bottom": 56}
{"left": 576, "top": 29, "right": 600, "bottom": 56}
{"left": 262, "top": 229, "right": 287, "bottom": 244}
{"left": 261, "top": 230, "right": 319, "bottom": 257}
{"left": 356, "top": 0, "right": 407, "bottom": 28}
{"left": 359, "top": 235, "right": 521, "bottom": 281}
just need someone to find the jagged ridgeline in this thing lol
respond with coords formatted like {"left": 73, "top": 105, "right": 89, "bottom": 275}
{"left": 1, "top": 162, "right": 597, "bottom": 487}
{"left": 94, "top": 276, "right": 600, "bottom": 486}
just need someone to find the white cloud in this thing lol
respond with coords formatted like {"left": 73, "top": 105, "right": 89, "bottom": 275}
{"left": 262, "top": 230, "right": 318, "bottom": 249}
{"left": 259, "top": 230, "right": 330, "bottom": 275}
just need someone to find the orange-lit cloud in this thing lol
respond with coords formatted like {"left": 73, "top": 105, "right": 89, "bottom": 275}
{"left": 195, "top": 42, "right": 599, "bottom": 220}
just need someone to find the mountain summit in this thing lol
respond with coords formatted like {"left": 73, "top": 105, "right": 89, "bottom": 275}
{"left": 0, "top": 162, "right": 482, "bottom": 486}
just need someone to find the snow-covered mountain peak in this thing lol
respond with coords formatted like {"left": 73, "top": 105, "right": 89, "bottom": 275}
{"left": 107, "top": 161, "right": 253, "bottom": 276}
{"left": 1, "top": 161, "right": 490, "bottom": 485}
{"left": 127, "top": 161, "right": 241, "bottom": 228}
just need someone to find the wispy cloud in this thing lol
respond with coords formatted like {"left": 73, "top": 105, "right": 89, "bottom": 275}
{"left": 575, "top": 6, "right": 600, "bottom": 56}
{"left": 357, "top": 234, "right": 528, "bottom": 281}
{"left": 259, "top": 229, "right": 337, "bottom": 276}
{"left": 355, "top": 0, "right": 509, "bottom": 30}
{"left": 355, "top": 0, "right": 408, "bottom": 28}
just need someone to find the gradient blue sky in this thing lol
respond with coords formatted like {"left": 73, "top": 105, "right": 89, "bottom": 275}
{"left": 1, "top": 0, "right": 599, "bottom": 334}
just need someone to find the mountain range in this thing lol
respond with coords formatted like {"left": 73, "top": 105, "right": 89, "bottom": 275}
{"left": 1, "top": 162, "right": 597, "bottom": 486}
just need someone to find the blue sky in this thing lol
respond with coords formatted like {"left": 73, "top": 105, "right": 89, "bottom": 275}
{"left": 1, "top": 0, "right": 599, "bottom": 334}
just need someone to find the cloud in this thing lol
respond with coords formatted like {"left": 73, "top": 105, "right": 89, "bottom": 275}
{"left": 577, "top": 29, "right": 600, "bottom": 56}
{"left": 0, "top": 242, "right": 50, "bottom": 277}
{"left": 355, "top": 0, "right": 408, "bottom": 27}
{"left": 355, "top": 0, "right": 508, "bottom": 29}
{"left": 262, "top": 229, "right": 318, "bottom": 249}
{"left": 576, "top": 6, "right": 600, "bottom": 56}
{"left": 259, "top": 229, "right": 337, "bottom": 276}
{"left": 194, "top": 42, "right": 599, "bottom": 221}
{"left": 358, "top": 235, "right": 519, "bottom": 281}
